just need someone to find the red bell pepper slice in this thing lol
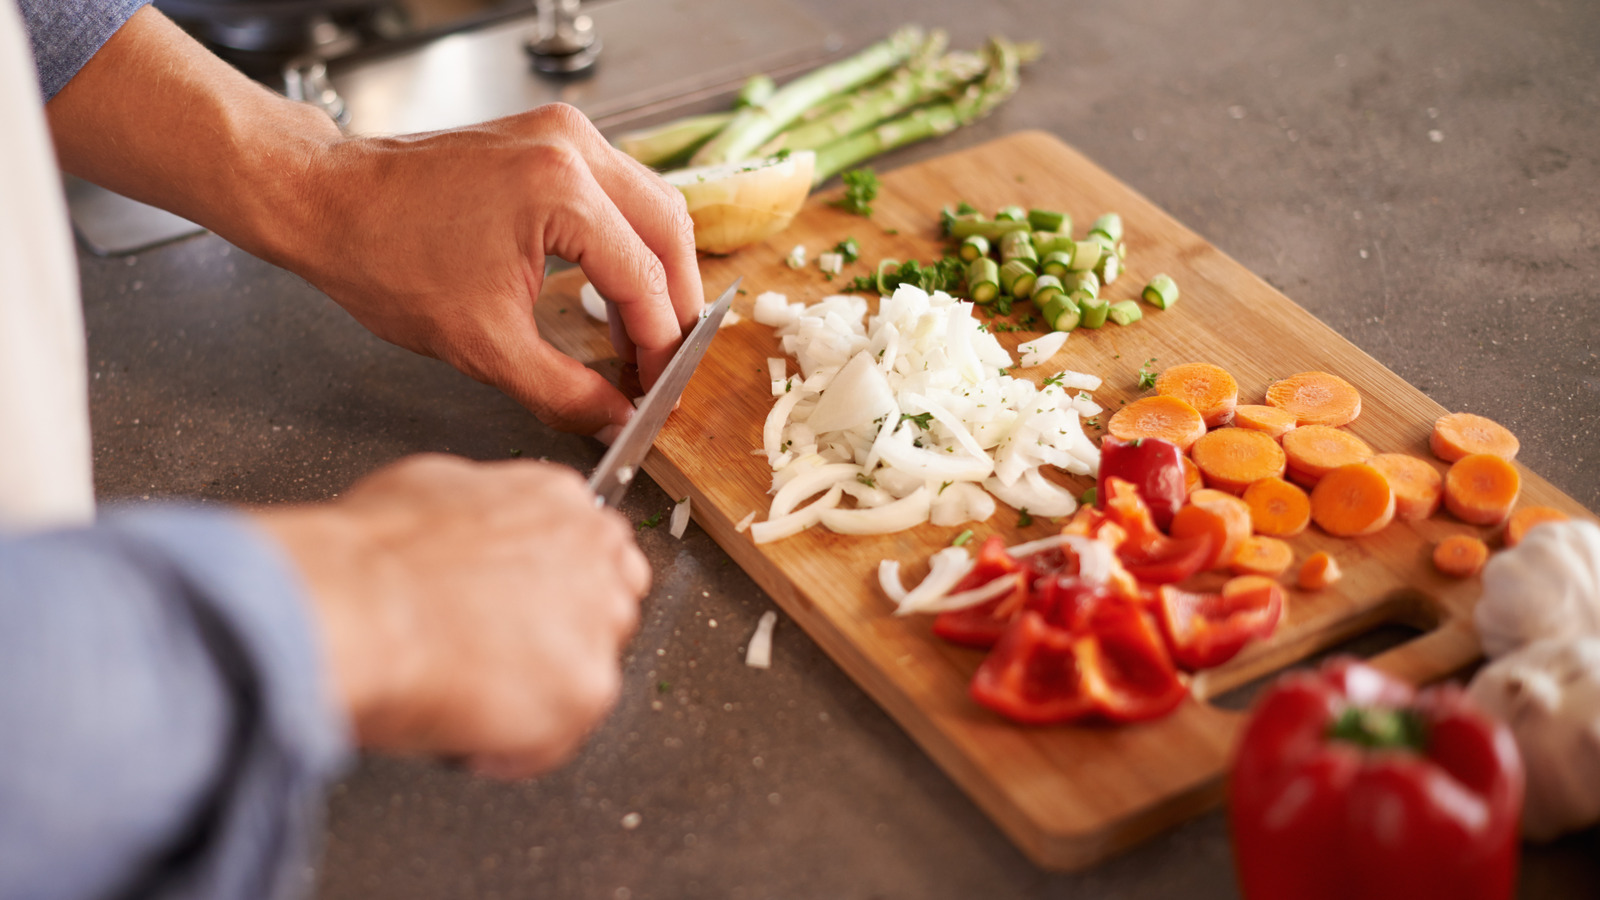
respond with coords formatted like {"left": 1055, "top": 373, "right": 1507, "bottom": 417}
{"left": 1229, "top": 658, "right": 1524, "bottom": 900}
{"left": 932, "top": 536, "right": 1025, "bottom": 648}
{"left": 1098, "top": 437, "right": 1187, "bottom": 531}
{"left": 1100, "top": 477, "right": 1214, "bottom": 584}
{"left": 1154, "top": 576, "right": 1283, "bottom": 670}
{"left": 969, "top": 605, "right": 1187, "bottom": 725}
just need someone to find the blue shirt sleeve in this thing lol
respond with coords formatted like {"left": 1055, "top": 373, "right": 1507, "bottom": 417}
{"left": 0, "top": 508, "right": 351, "bottom": 900}
{"left": 17, "top": 0, "right": 150, "bottom": 101}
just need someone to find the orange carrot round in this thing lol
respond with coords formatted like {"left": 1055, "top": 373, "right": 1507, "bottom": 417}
{"left": 1431, "top": 412, "right": 1520, "bottom": 462}
{"left": 1190, "top": 428, "right": 1287, "bottom": 495}
{"left": 1242, "top": 476, "right": 1312, "bottom": 537}
{"left": 1443, "top": 453, "right": 1521, "bottom": 526}
{"left": 1310, "top": 462, "right": 1396, "bottom": 537}
{"left": 1503, "top": 505, "right": 1570, "bottom": 548}
{"left": 1368, "top": 453, "right": 1443, "bottom": 521}
{"left": 1433, "top": 534, "right": 1490, "bottom": 578}
{"left": 1181, "top": 454, "right": 1204, "bottom": 496}
{"left": 1106, "top": 395, "right": 1208, "bottom": 451}
{"left": 1297, "top": 551, "right": 1342, "bottom": 591}
{"left": 1170, "top": 488, "right": 1253, "bottom": 570}
{"left": 1155, "top": 363, "right": 1239, "bottom": 428}
{"left": 1233, "top": 404, "right": 1299, "bottom": 439}
{"left": 1265, "top": 371, "right": 1362, "bottom": 427}
{"left": 1230, "top": 535, "right": 1294, "bottom": 577}
{"left": 1281, "top": 425, "right": 1375, "bottom": 487}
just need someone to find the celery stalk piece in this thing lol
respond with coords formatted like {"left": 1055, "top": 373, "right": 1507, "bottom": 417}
{"left": 1034, "top": 232, "right": 1073, "bottom": 256}
{"left": 1143, "top": 273, "right": 1179, "bottom": 309}
{"left": 1027, "top": 209, "right": 1068, "bottom": 232}
{"left": 1068, "top": 239, "right": 1104, "bottom": 272}
{"left": 736, "top": 74, "right": 777, "bottom": 109}
{"left": 999, "top": 258, "right": 1037, "bottom": 298}
{"left": 614, "top": 112, "right": 736, "bottom": 168}
{"left": 1041, "top": 250, "right": 1072, "bottom": 278}
{"left": 1108, "top": 300, "right": 1143, "bottom": 325}
{"left": 1065, "top": 269, "right": 1100, "bottom": 299}
{"left": 1031, "top": 274, "right": 1064, "bottom": 306}
{"left": 998, "top": 230, "right": 1037, "bottom": 266}
{"left": 967, "top": 257, "right": 1000, "bottom": 304}
{"left": 948, "top": 218, "right": 1031, "bottom": 241}
{"left": 693, "top": 25, "right": 925, "bottom": 166}
{"left": 959, "top": 234, "right": 990, "bottom": 262}
{"left": 1096, "top": 251, "right": 1120, "bottom": 285}
{"left": 995, "top": 205, "right": 1027, "bottom": 222}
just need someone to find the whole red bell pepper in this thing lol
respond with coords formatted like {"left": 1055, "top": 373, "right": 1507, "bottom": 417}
{"left": 1229, "top": 658, "right": 1524, "bottom": 900}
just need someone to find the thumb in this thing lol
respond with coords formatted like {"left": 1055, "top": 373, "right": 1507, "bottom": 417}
{"left": 475, "top": 321, "right": 635, "bottom": 436}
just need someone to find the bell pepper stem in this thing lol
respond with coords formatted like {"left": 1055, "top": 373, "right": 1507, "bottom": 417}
{"left": 1328, "top": 706, "right": 1429, "bottom": 752}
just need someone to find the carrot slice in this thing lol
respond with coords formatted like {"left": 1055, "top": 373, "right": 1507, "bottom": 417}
{"left": 1443, "top": 453, "right": 1520, "bottom": 526}
{"left": 1230, "top": 535, "right": 1294, "bottom": 577}
{"left": 1170, "top": 488, "right": 1252, "bottom": 570}
{"left": 1242, "top": 476, "right": 1311, "bottom": 537}
{"left": 1155, "top": 363, "right": 1239, "bottom": 428}
{"left": 1433, "top": 535, "right": 1490, "bottom": 578}
{"left": 1504, "top": 505, "right": 1570, "bottom": 548}
{"left": 1106, "top": 395, "right": 1208, "bottom": 451}
{"left": 1431, "top": 412, "right": 1520, "bottom": 462}
{"left": 1265, "top": 371, "right": 1362, "bottom": 427}
{"left": 1297, "top": 551, "right": 1342, "bottom": 591}
{"left": 1368, "top": 453, "right": 1443, "bottom": 521}
{"left": 1281, "top": 425, "right": 1375, "bottom": 487}
{"left": 1233, "top": 404, "right": 1299, "bottom": 438}
{"left": 1191, "top": 428, "right": 1288, "bottom": 494}
{"left": 1181, "top": 455, "right": 1204, "bottom": 496}
{"left": 1310, "top": 462, "right": 1396, "bottom": 537}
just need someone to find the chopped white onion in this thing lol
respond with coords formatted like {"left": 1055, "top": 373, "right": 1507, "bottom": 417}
{"left": 898, "top": 571, "right": 1023, "bottom": 615}
{"left": 735, "top": 510, "right": 757, "bottom": 533}
{"left": 821, "top": 487, "right": 931, "bottom": 535}
{"left": 751, "top": 485, "right": 842, "bottom": 544}
{"left": 669, "top": 496, "right": 691, "bottom": 538}
{"left": 579, "top": 282, "right": 608, "bottom": 322}
{"left": 890, "top": 547, "right": 976, "bottom": 612}
{"left": 1017, "top": 332, "right": 1068, "bottom": 368}
{"left": 744, "top": 611, "right": 778, "bottom": 669}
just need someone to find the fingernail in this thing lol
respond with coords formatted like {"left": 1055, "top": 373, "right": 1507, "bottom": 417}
{"left": 595, "top": 424, "right": 623, "bottom": 445}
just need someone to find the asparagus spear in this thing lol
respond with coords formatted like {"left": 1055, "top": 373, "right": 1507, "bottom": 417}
{"left": 781, "top": 35, "right": 986, "bottom": 152}
{"left": 810, "top": 37, "right": 1032, "bottom": 185}
{"left": 691, "top": 25, "right": 925, "bottom": 166}
{"left": 614, "top": 112, "right": 736, "bottom": 169}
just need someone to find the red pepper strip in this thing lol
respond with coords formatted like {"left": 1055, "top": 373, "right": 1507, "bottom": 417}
{"left": 1154, "top": 577, "right": 1282, "bottom": 670}
{"left": 1098, "top": 437, "right": 1187, "bottom": 531}
{"left": 969, "top": 605, "right": 1187, "bottom": 725}
{"left": 933, "top": 537, "right": 1025, "bottom": 648}
{"left": 1229, "top": 658, "right": 1524, "bottom": 900}
{"left": 1100, "top": 476, "right": 1214, "bottom": 584}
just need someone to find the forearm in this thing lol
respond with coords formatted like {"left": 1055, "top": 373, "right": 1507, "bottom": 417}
{"left": 44, "top": 5, "right": 339, "bottom": 270}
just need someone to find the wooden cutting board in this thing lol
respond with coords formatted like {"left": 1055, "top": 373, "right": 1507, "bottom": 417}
{"left": 534, "top": 131, "right": 1595, "bottom": 870}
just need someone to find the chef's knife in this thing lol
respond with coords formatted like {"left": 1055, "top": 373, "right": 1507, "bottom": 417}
{"left": 588, "top": 276, "right": 741, "bottom": 508}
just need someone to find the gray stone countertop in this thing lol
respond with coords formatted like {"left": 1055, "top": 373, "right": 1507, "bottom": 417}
{"left": 78, "top": 0, "right": 1598, "bottom": 896}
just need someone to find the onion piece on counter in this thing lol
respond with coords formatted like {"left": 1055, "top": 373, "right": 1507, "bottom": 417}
{"left": 745, "top": 611, "right": 779, "bottom": 669}
{"left": 669, "top": 496, "right": 692, "bottom": 538}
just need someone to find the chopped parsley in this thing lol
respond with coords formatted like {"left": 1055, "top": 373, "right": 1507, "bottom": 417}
{"left": 833, "top": 236, "right": 861, "bottom": 264}
{"left": 900, "top": 411, "right": 935, "bottom": 430}
{"left": 1137, "top": 357, "right": 1159, "bottom": 389}
{"left": 856, "top": 473, "right": 877, "bottom": 488}
{"left": 952, "top": 529, "right": 975, "bottom": 547}
{"left": 831, "top": 168, "right": 880, "bottom": 217}
{"left": 1017, "top": 508, "right": 1034, "bottom": 527}
{"left": 638, "top": 512, "right": 664, "bottom": 530}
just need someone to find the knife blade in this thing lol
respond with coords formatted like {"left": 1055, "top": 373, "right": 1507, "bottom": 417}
{"left": 588, "top": 276, "right": 741, "bottom": 508}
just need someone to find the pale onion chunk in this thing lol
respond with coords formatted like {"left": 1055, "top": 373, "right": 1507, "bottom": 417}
{"left": 769, "top": 461, "right": 858, "bottom": 518}
{"left": 735, "top": 510, "right": 757, "bottom": 533}
{"left": 744, "top": 611, "right": 778, "bottom": 669}
{"left": 900, "top": 571, "right": 1023, "bottom": 615}
{"left": 753, "top": 292, "right": 796, "bottom": 327}
{"left": 876, "top": 428, "right": 994, "bottom": 482}
{"left": 669, "top": 496, "right": 692, "bottom": 538}
{"left": 891, "top": 547, "right": 975, "bottom": 612}
{"left": 820, "top": 486, "right": 931, "bottom": 535}
{"left": 930, "top": 481, "right": 998, "bottom": 527}
{"left": 1017, "top": 332, "right": 1068, "bottom": 368}
{"left": 579, "top": 282, "right": 609, "bottom": 322}
{"left": 1048, "top": 369, "right": 1103, "bottom": 391}
{"left": 751, "top": 485, "right": 842, "bottom": 544}
{"left": 763, "top": 387, "right": 810, "bottom": 466}
{"left": 786, "top": 245, "right": 807, "bottom": 269}
{"left": 805, "top": 351, "right": 897, "bottom": 434}
{"left": 983, "top": 469, "right": 1079, "bottom": 518}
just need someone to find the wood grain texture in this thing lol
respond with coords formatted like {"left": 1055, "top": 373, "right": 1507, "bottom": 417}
{"left": 533, "top": 131, "right": 1596, "bottom": 870}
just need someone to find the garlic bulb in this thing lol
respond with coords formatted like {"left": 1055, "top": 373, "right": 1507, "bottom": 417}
{"left": 1467, "top": 638, "right": 1600, "bottom": 841}
{"left": 1474, "top": 519, "right": 1600, "bottom": 659}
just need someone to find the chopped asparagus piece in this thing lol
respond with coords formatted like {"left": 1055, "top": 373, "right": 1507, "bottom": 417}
{"left": 1108, "top": 299, "right": 1143, "bottom": 325}
{"left": 999, "top": 258, "right": 1037, "bottom": 298}
{"left": 948, "top": 218, "right": 1031, "bottom": 240}
{"left": 1041, "top": 294, "right": 1081, "bottom": 331}
{"left": 1031, "top": 273, "right": 1064, "bottom": 305}
{"left": 1143, "top": 273, "right": 1179, "bottom": 309}
{"left": 1034, "top": 232, "right": 1074, "bottom": 256}
{"left": 1089, "top": 212, "right": 1124, "bottom": 243}
{"left": 1068, "top": 239, "right": 1104, "bottom": 272}
{"left": 999, "top": 230, "right": 1037, "bottom": 266}
{"left": 1027, "top": 209, "right": 1068, "bottom": 232}
{"left": 1077, "top": 297, "right": 1110, "bottom": 328}
{"left": 1040, "top": 250, "right": 1072, "bottom": 278}
{"left": 959, "top": 234, "right": 991, "bottom": 262}
{"left": 1065, "top": 269, "right": 1100, "bottom": 299}
{"left": 967, "top": 257, "right": 1000, "bottom": 303}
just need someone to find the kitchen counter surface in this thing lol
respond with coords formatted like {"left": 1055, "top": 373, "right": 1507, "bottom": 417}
{"left": 78, "top": 0, "right": 1599, "bottom": 896}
